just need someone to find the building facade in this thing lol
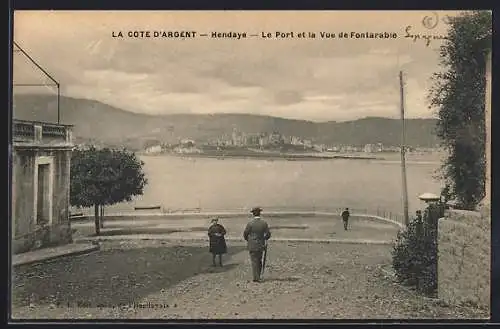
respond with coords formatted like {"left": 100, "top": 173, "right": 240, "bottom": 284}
{"left": 11, "top": 120, "right": 74, "bottom": 254}
{"left": 145, "top": 145, "right": 162, "bottom": 154}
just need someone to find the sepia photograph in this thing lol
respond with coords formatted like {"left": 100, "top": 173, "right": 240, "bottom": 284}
{"left": 10, "top": 10, "right": 491, "bottom": 320}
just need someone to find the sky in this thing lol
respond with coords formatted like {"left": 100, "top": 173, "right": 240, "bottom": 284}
{"left": 12, "top": 10, "right": 465, "bottom": 122}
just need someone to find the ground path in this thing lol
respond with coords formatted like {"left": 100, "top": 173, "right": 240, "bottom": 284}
{"left": 12, "top": 240, "right": 486, "bottom": 320}
{"left": 70, "top": 214, "right": 401, "bottom": 243}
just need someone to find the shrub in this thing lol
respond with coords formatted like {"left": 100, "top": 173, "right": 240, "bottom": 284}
{"left": 391, "top": 213, "right": 438, "bottom": 296}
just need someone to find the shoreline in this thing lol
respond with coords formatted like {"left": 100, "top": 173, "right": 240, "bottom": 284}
{"left": 139, "top": 152, "right": 384, "bottom": 161}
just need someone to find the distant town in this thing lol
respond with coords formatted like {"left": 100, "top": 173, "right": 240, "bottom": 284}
{"left": 131, "top": 128, "right": 438, "bottom": 157}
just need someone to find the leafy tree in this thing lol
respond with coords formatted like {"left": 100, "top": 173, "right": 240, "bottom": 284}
{"left": 70, "top": 146, "right": 148, "bottom": 235}
{"left": 428, "top": 10, "right": 492, "bottom": 210}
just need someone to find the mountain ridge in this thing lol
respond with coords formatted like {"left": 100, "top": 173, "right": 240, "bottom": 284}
{"left": 13, "top": 94, "right": 440, "bottom": 150}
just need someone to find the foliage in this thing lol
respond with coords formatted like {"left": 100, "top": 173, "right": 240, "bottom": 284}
{"left": 70, "top": 146, "right": 147, "bottom": 235}
{"left": 70, "top": 146, "right": 148, "bottom": 208}
{"left": 440, "top": 184, "right": 452, "bottom": 204}
{"left": 428, "top": 10, "right": 492, "bottom": 210}
{"left": 391, "top": 208, "right": 439, "bottom": 296}
{"left": 143, "top": 139, "right": 161, "bottom": 149}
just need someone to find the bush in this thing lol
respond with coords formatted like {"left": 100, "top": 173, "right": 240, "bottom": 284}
{"left": 391, "top": 214, "right": 438, "bottom": 296}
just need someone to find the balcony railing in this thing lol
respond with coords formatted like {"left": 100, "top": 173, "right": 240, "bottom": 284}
{"left": 13, "top": 119, "right": 73, "bottom": 145}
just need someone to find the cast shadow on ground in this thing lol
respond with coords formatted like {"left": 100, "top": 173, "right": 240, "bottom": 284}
{"left": 88, "top": 227, "right": 183, "bottom": 237}
{"left": 88, "top": 226, "right": 243, "bottom": 237}
{"left": 200, "top": 263, "right": 241, "bottom": 274}
{"left": 12, "top": 245, "right": 247, "bottom": 308}
{"left": 262, "top": 277, "right": 300, "bottom": 283}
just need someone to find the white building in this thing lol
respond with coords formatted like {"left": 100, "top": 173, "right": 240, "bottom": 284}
{"left": 145, "top": 145, "right": 162, "bottom": 154}
{"left": 173, "top": 146, "right": 202, "bottom": 154}
{"left": 290, "top": 136, "right": 302, "bottom": 145}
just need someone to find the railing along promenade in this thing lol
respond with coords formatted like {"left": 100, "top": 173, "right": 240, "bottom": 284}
{"left": 70, "top": 205, "right": 406, "bottom": 229}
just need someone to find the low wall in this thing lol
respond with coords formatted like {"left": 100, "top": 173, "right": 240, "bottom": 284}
{"left": 13, "top": 222, "right": 73, "bottom": 255}
{"left": 438, "top": 209, "right": 490, "bottom": 309}
{"left": 70, "top": 211, "right": 404, "bottom": 229}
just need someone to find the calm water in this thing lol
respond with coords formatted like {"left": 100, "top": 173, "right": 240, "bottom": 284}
{"left": 87, "top": 153, "right": 443, "bottom": 216}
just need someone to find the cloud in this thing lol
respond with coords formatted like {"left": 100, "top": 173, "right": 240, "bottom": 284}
{"left": 273, "top": 90, "right": 303, "bottom": 105}
{"left": 13, "top": 10, "right": 463, "bottom": 121}
{"left": 304, "top": 94, "right": 346, "bottom": 102}
{"left": 368, "top": 48, "right": 394, "bottom": 55}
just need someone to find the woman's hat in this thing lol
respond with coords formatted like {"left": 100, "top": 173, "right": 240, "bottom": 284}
{"left": 250, "top": 207, "right": 262, "bottom": 215}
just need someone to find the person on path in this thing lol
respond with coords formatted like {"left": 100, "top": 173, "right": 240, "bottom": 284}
{"left": 414, "top": 210, "right": 424, "bottom": 236}
{"left": 243, "top": 207, "right": 271, "bottom": 282}
{"left": 341, "top": 208, "right": 350, "bottom": 231}
{"left": 415, "top": 210, "right": 423, "bottom": 222}
{"left": 208, "top": 218, "right": 227, "bottom": 267}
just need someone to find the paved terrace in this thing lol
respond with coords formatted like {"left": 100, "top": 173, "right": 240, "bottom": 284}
{"left": 11, "top": 211, "right": 488, "bottom": 320}
{"left": 11, "top": 240, "right": 486, "bottom": 320}
{"left": 70, "top": 212, "right": 403, "bottom": 244}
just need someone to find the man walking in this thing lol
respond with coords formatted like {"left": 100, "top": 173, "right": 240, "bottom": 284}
{"left": 243, "top": 207, "right": 271, "bottom": 282}
{"left": 341, "top": 207, "right": 350, "bottom": 231}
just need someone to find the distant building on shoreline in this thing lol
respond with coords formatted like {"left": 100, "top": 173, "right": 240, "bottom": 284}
{"left": 363, "top": 143, "right": 384, "bottom": 153}
{"left": 145, "top": 145, "right": 162, "bottom": 154}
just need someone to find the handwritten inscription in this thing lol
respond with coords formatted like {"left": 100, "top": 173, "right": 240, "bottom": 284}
{"left": 404, "top": 25, "right": 448, "bottom": 46}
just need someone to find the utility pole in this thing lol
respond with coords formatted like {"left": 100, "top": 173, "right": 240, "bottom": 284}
{"left": 399, "top": 71, "right": 410, "bottom": 226}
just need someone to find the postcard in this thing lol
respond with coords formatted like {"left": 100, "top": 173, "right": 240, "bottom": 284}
{"left": 10, "top": 10, "right": 491, "bottom": 320}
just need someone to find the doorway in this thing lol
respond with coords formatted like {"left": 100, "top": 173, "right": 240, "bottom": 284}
{"left": 36, "top": 164, "right": 51, "bottom": 224}
{"left": 34, "top": 156, "right": 54, "bottom": 226}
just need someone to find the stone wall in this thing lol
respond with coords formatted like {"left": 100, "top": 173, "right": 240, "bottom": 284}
{"left": 12, "top": 148, "right": 73, "bottom": 254}
{"left": 12, "top": 222, "right": 73, "bottom": 254}
{"left": 438, "top": 209, "right": 490, "bottom": 309}
{"left": 12, "top": 149, "right": 35, "bottom": 238}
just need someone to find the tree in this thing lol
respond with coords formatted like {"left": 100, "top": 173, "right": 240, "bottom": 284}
{"left": 70, "top": 146, "right": 148, "bottom": 235}
{"left": 143, "top": 139, "right": 161, "bottom": 149}
{"left": 428, "top": 10, "right": 492, "bottom": 210}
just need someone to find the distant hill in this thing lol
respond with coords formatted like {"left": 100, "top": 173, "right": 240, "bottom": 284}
{"left": 13, "top": 94, "right": 440, "bottom": 149}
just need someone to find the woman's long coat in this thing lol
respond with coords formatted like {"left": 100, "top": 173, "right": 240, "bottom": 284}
{"left": 208, "top": 223, "right": 227, "bottom": 254}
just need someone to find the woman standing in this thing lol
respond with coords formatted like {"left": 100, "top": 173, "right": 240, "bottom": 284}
{"left": 208, "top": 218, "right": 227, "bottom": 267}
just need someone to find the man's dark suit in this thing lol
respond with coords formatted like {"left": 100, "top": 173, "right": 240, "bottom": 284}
{"left": 243, "top": 216, "right": 271, "bottom": 281}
